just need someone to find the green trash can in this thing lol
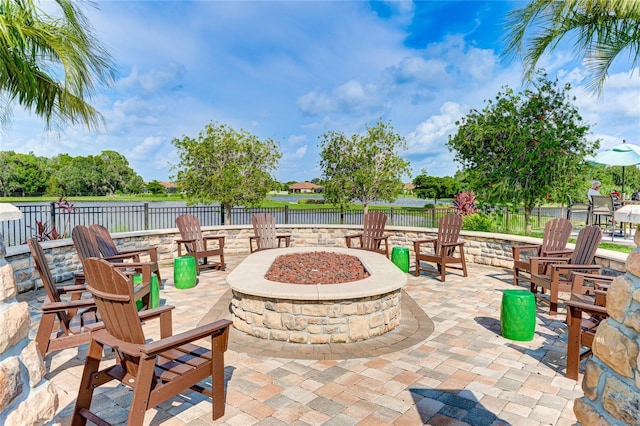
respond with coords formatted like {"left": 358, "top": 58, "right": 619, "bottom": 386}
{"left": 391, "top": 247, "right": 410, "bottom": 273}
{"left": 501, "top": 289, "right": 536, "bottom": 341}
{"left": 174, "top": 256, "right": 197, "bottom": 289}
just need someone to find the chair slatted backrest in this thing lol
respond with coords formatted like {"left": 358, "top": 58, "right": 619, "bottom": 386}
{"left": 72, "top": 225, "right": 102, "bottom": 264}
{"left": 361, "top": 211, "right": 387, "bottom": 252}
{"left": 252, "top": 213, "right": 278, "bottom": 250}
{"left": 27, "top": 238, "right": 69, "bottom": 326}
{"left": 90, "top": 224, "right": 120, "bottom": 258}
{"left": 591, "top": 195, "right": 614, "bottom": 215}
{"left": 436, "top": 214, "right": 463, "bottom": 251}
{"left": 569, "top": 225, "right": 602, "bottom": 265}
{"left": 540, "top": 218, "right": 573, "bottom": 255}
{"left": 176, "top": 214, "right": 205, "bottom": 253}
{"left": 84, "top": 258, "right": 146, "bottom": 374}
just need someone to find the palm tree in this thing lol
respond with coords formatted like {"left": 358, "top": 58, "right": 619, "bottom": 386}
{"left": 0, "top": 0, "right": 115, "bottom": 130}
{"left": 503, "top": 0, "right": 640, "bottom": 93}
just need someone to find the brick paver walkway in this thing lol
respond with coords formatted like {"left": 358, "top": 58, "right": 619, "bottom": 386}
{"left": 24, "top": 254, "right": 583, "bottom": 425}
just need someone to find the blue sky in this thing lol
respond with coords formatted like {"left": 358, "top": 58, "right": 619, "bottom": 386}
{"left": 0, "top": 1, "right": 638, "bottom": 184}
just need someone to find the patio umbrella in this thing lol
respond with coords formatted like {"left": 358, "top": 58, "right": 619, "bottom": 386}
{"left": 590, "top": 141, "right": 640, "bottom": 197}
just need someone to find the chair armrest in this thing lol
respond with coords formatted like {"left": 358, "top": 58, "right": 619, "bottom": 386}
{"left": 344, "top": 233, "right": 363, "bottom": 239}
{"left": 140, "top": 319, "right": 232, "bottom": 356}
{"left": 542, "top": 249, "right": 573, "bottom": 257}
{"left": 373, "top": 235, "right": 389, "bottom": 242}
{"left": 570, "top": 272, "right": 614, "bottom": 294}
{"left": 41, "top": 298, "right": 96, "bottom": 313}
{"left": 102, "top": 252, "right": 143, "bottom": 262}
{"left": 202, "top": 235, "right": 225, "bottom": 250}
{"left": 345, "top": 234, "right": 362, "bottom": 248}
{"left": 550, "top": 264, "right": 601, "bottom": 273}
{"left": 57, "top": 284, "right": 90, "bottom": 295}
{"left": 565, "top": 299, "right": 608, "bottom": 316}
{"left": 175, "top": 238, "right": 196, "bottom": 245}
{"left": 530, "top": 256, "right": 570, "bottom": 272}
{"left": 440, "top": 241, "right": 464, "bottom": 248}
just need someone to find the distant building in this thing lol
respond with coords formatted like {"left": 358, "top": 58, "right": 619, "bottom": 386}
{"left": 159, "top": 181, "right": 178, "bottom": 194}
{"left": 403, "top": 183, "right": 415, "bottom": 194}
{"left": 289, "top": 182, "right": 323, "bottom": 193}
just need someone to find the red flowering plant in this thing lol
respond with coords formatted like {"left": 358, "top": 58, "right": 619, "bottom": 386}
{"left": 28, "top": 197, "right": 77, "bottom": 241}
{"left": 453, "top": 191, "right": 478, "bottom": 216}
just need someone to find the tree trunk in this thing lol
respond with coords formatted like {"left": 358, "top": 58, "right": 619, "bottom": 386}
{"left": 363, "top": 203, "right": 369, "bottom": 215}
{"left": 224, "top": 204, "right": 232, "bottom": 226}
{"left": 524, "top": 208, "right": 532, "bottom": 235}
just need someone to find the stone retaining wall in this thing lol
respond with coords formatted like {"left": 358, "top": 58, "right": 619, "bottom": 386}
{"left": 5, "top": 225, "right": 629, "bottom": 294}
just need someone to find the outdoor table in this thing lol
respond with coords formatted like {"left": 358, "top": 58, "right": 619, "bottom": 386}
{"left": 614, "top": 204, "right": 640, "bottom": 239}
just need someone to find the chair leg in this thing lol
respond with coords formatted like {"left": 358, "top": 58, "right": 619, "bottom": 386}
{"left": 566, "top": 306, "right": 582, "bottom": 380}
{"left": 35, "top": 313, "right": 56, "bottom": 359}
{"left": 128, "top": 358, "right": 157, "bottom": 426}
{"left": 212, "top": 333, "right": 227, "bottom": 420}
{"left": 72, "top": 339, "right": 104, "bottom": 426}
{"left": 414, "top": 259, "right": 421, "bottom": 277}
{"left": 459, "top": 247, "right": 468, "bottom": 277}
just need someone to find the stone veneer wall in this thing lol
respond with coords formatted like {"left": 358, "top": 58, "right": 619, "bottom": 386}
{"left": 230, "top": 290, "right": 401, "bottom": 344}
{"left": 0, "top": 261, "right": 58, "bottom": 425}
{"left": 573, "top": 232, "right": 640, "bottom": 425}
{"left": 4, "top": 225, "right": 629, "bottom": 294}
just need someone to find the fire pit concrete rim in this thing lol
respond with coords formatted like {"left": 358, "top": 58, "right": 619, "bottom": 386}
{"left": 227, "top": 246, "right": 407, "bottom": 300}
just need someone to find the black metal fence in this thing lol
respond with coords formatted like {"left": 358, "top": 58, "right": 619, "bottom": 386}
{"left": 1, "top": 202, "right": 570, "bottom": 248}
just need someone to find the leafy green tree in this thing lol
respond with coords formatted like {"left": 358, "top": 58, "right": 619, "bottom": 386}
{"left": 98, "top": 150, "right": 145, "bottom": 194}
{"left": 503, "top": 0, "right": 640, "bottom": 93}
{"left": 413, "top": 173, "right": 459, "bottom": 206}
{"left": 171, "top": 122, "right": 282, "bottom": 224}
{"left": 0, "top": 0, "right": 115, "bottom": 129}
{"left": 0, "top": 151, "right": 47, "bottom": 195}
{"left": 319, "top": 120, "right": 411, "bottom": 213}
{"left": 146, "top": 180, "right": 167, "bottom": 195}
{"left": 447, "top": 72, "right": 598, "bottom": 234}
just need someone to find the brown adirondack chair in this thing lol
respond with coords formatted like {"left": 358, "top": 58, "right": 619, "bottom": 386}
{"left": 90, "top": 223, "right": 163, "bottom": 284}
{"left": 249, "top": 213, "right": 291, "bottom": 253}
{"left": 413, "top": 213, "right": 467, "bottom": 282}
{"left": 344, "top": 211, "right": 390, "bottom": 258}
{"left": 28, "top": 238, "right": 99, "bottom": 361}
{"left": 530, "top": 225, "right": 603, "bottom": 316}
{"left": 512, "top": 218, "right": 573, "bottom": 286}
{"left": 72, "top": 258, "right": 232, "bottom": 426}
{"left": 565, "top": 272, "right": 613, "bottom": 380}
{"left": 175, "top": 214, "right": 225, "bottom": 273}
{"left": 72, "top": 225, "right": 152, "bottom": 310}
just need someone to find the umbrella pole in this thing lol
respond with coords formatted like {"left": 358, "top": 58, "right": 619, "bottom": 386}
{"left": 623, "top": 166, "right": 626, "bottom": 199}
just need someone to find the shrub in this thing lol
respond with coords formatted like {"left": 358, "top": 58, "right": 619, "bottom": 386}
{"left": 453, "top": 191, "right": 477, "bottom": 216}
{"left": 462, "top": 213, "right": 495, "bottom": 232}
{"left": 423, "top": 203, "right": 434, "bottom": 209}
{"left": 297, "top": 198, "right": 325, "bottom": 205}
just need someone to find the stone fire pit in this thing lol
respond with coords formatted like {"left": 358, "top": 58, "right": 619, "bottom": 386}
{"left": 227, "top": 247, "right": 407, "bottom": 344}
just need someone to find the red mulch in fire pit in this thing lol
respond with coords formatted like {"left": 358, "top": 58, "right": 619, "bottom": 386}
{"left": 265, "top": 251, "right": 370, "bottom": 284}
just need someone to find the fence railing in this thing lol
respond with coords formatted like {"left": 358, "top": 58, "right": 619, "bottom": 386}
{"left": 0, "top": 203, "right": 572, "bottom": 248}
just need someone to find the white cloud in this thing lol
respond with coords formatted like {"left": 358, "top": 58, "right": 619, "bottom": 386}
{"left": 406, "top": 102, "right": 465, "bottom": 156}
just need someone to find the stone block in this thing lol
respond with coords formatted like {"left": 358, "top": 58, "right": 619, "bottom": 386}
{"left": 607, "top": 276, "right": 632, "bottom": 323}
{"left": 0, "top": 263, "right": 17, "bottom": 301}
{"left": 602, "top": 375, "right": 640, "bottom": 424}
{"left": 289, "top": 333, "right": 308, "bottom": 344}
{"left": 264, "top": 311, "right": 283, "bottom": 329}
{"left": 282, "top": 314, "right": 307, "bottom": 331}
{"left": 348, "top": 316, "right": 369, "bottom": 342}
{"left": 0, "top": 302, "right": 30, "bottom": 354}
{"left": 0, "top": 357, "right": 23, "bottom": 411}
{"left": 593, "top": 320, "right": 638, "bottom": 378}
{"left": 582, "top": 359, "right": 603, "bottom": 401}
{"left": 21, "top": 341, "right": 45, "bottom": 387}
{"left": 309, "top": 334, "right": 330, "bottom": 344}
{"left": 3, "top": 381, "right": 58, "bottom": 426}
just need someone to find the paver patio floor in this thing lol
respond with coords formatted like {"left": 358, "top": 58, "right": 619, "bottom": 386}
{"left": 22, "top": 253, "right": 584, "bottom": 425}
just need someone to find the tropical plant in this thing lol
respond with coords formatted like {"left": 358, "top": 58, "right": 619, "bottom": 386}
{"left": 503, "top": 0, "right": 640, "bottom": 93}
{"left": 0, "top": 0, "right": 115, "bottom": 129}
{"left": 27, "top": 197, "right": 76, "bottom": 241}
{"left": 319, "top": 120, "right": 411, "bottom": 214}
{"left": 453, "top": 191, "right": 478, "bottom": 216}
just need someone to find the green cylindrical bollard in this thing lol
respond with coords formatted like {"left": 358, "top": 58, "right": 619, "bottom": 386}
{"left": 501, "top": 289, "right": 536, "bottom": 341}
{"left": 174, "top": 256, "right": 197, "bottom": 289}
{"left": 391, "top": 247, "right": 410, "bottom": 273}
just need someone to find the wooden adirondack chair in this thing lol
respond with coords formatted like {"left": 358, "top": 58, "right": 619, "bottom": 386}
{"left": 413, "top": 213, "right": 467, "bottom": 282}
{"left": 512, "top": 218, "right": 573, "bottom": 286}
{"left": 72, "top": 258, "right": 232, "bottom": 426}
{"left": 565, "top": 272, "right": 613, "bottom": 380}
{"left": 344, "top": 211, "right": 390, "bottom": 258}
{"left": 28, "top": 238, "right": 99, "bottom": 361}
{"left": 175, "top": 214, "right": 225, "bottom": 273}
{"left": 90, "top": 224, "right": 163, "bottom": 284}
{"left": 249, "top": 213, "right": 291, "bottom": 253}
{"left": 530, "top": 225, "right": 603, "bottom": 316}
{"left": 72, "top": 225, "right": 152, "bottom": 310}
